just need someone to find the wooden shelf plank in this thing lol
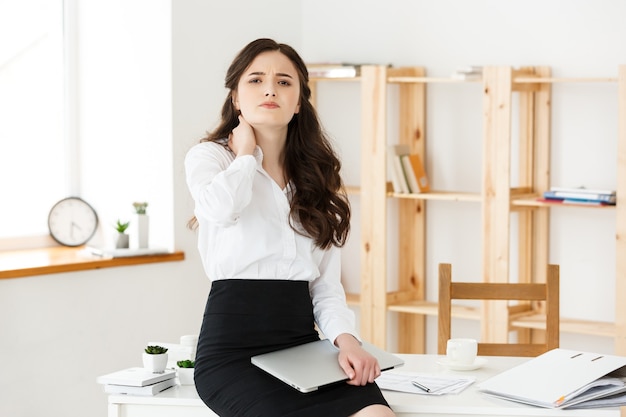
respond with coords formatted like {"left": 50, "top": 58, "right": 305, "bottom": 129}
{"left": 345, "top": 292, "right": 360, "bottom": 306}
{"left": 512, "top": 314, "right": 615, "bottom": 338}
{"left": 390, "top": 191, "right": 482, "bottom": 202}
{"left": 387, "top": 76, "right": 482, "bottom": 84}
{"left": 0, "top": 246, "right": 185, "bottom": 279}
{"left": 514, "top": 76, "right": 617, "bottom": 83}
{"left": 512, "top": 197, "right": 617, "bottom": 209}
{"left": 344, "top": 185, "right": 360, "bottom": 195}
{"left": 388, "top": 300, "right": 480, "bottom": 321}
{"left": 309, "top": 76, "right": 361, "bottom": 82}
{"left": 386, "top": 301, "right": 616, "bottom": 338}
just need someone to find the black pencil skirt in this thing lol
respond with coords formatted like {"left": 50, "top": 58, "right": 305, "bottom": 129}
{"left": 194, "top": 279, "right": 390, "bottom": 417}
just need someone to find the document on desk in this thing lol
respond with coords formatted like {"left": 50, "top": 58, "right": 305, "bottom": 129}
{"left": 477, "top": 348, "right": 626, "bottom": 409}
{"left": 376, "top": 371, "right": 475, "bottom": 395}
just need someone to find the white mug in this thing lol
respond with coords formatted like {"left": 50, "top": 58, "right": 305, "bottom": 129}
{"left": 180, "top": 334, "right": 199, "bottom": 360}
{"left": 446, "top": 338, "right": 478, "bottom": 365}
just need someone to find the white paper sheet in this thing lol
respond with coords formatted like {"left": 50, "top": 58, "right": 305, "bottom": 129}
{"left": 377, "top": 371, "right": 475, "bottom": 395}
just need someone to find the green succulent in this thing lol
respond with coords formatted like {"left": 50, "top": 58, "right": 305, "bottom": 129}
{"left": 176, "top": 359, "right": 195, "bottom": 368}
{"left": 115, "top": 219, "right": 130, "bottom": 233}
{"left": 144, "top": 345, "right": 168, "bottom": 354}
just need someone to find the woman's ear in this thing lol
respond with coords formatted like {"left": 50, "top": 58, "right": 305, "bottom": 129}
{"left": 294, "top": 102, "right": 300, "bottom": 114}
{"left": 231, "top": 92, "right": 239, "bottom": 110}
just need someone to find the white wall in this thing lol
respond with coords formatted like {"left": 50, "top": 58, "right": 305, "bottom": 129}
{"left": 1, "top": 1, "right": 625, "bottom": 416}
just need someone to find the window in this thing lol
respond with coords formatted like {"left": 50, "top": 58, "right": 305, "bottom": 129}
{"left": 0, "top": 0, "right": 72, "bottom": 247}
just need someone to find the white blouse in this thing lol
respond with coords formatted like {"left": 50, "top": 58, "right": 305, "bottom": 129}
{"left": 184, "top": 141, "right": 357, "bottom": 344}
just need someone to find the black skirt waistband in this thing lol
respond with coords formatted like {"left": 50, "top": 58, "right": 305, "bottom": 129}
{"left": 205, "top": 279, "right": 313, "bottom": 316}
{"left": 197, "top": 279, "right": 319, "bottom": 355}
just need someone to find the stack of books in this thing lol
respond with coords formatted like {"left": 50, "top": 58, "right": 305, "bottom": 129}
{"left": 452, "top": 66, "right": 483, "bottom": 80}
{"left": 387, "top": 144, "right": 430, "bottom": 194}
{"left": 97, "top": 367, "right": 177, "bottom": 396}
{"left": 541, "top": 186, "right": 616, "bottom": 206}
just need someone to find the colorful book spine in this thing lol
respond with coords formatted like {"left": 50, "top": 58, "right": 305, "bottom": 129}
{"left": 543, "top": 190, "right": 616, "bottom": 204}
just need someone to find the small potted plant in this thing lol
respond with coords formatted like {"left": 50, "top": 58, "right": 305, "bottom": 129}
{"left": 143, "top": 345, "right": 169, "bottom": 373}
{"left": 176, "top": 359, "right": 195, "bottom": 385}
{"left": 114, "top": 219, "right": 130, "bottom": 249}
{"left": 132, "top": 202, "right": 149, "bottom": 249}
{"left": 133, "top": 202, "right": 148, "bottom": 215}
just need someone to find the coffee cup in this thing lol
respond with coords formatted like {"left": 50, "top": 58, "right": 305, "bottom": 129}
{"left": 180, "top": 334, "right": 199, "bottom": 360}
{"left": 446, "top": 338, "right": 478, "bottom": 365}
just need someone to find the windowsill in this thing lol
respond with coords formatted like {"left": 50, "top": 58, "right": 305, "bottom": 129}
{"left": 0, "top": 246, "right": 185, "bottom": 279}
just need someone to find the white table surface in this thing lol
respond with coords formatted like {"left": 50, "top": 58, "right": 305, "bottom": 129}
{"left": 107, "top": 354, "right": 622, "bottom": 417}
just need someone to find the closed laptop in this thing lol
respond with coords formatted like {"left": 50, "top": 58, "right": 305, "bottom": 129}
{"left": 251, "top": 339, "right": 404, "bottom": 393}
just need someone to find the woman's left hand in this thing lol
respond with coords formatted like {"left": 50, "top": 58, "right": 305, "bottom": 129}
{"left": 334, "top": 333, "right": 381, "bottom": 386}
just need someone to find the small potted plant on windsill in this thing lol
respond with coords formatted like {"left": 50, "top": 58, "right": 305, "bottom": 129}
{"left": 143, "top": 345, "right": 169, "bottom": 373}
{"left": 114, "top": 219, "right": 130, "bottom": 249}
{"left": 176, "top": 359, "right": 195, "bottom": 385}
{"left": 133, "top": 202, "right": 149, "bottom": 249}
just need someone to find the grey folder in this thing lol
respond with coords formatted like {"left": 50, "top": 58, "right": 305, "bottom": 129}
{"left": 251, "top": 339, "right": 404, "bottom": 393}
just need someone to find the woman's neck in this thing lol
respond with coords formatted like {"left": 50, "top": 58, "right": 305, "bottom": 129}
{"left": 255, "top": 128, "right": 288, "bottom": 189}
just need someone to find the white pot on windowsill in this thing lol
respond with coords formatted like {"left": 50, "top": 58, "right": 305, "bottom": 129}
{"left": 115, "top": 233, "right": 129, "bottom": 249}
{"left": 135, "top": 214, "right": 149, "bottom": 249}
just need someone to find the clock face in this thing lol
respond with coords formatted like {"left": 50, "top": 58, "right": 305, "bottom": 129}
{"left": 48, "top": 197, "right": 99, "bottom": 247}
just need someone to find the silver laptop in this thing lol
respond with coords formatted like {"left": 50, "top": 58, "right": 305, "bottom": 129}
{"left": 251, "top": 339, "right": 404, "bottom": 393}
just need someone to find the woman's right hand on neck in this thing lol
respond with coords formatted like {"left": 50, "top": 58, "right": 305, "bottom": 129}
{"left": 229, "top": 115, "right": 256, "bottom": 156}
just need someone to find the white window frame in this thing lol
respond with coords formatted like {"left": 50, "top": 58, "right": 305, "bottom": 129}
{"left": 0, "top": 0, "right": 78, "bottom": 251}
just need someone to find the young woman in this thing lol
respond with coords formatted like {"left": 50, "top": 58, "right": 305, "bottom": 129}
{"left": 185, "top": 38, "right": 395, "bottom": 417}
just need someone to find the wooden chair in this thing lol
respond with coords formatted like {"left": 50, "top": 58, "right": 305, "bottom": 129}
{"left": 438, "top": 263, "right": 560, "bottom": 357}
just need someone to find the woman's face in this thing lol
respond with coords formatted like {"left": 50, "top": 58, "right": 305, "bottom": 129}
{"left": 232, "top": 50, "right": 301, "bottom": 130}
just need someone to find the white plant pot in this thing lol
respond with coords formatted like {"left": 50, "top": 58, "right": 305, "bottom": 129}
{"left": 135, "top": 214, "right": 149, "bottom": 248}
{"left": 177, "top": 367, "right": 195, "bottom": 385}
{"left": 115, "top": 233, "right": 129, "bottom": 249}
{"left": 142, "top": 352, "right": 168, "bottom": 373}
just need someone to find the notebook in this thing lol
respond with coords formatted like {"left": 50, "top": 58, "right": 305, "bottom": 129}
{"left": 251, "top": 339, "right": 404, "bottom": 393}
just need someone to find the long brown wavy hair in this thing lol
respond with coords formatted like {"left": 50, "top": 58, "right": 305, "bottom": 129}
{"left": 189, "top": 38, "right": 350, "bottom": 249}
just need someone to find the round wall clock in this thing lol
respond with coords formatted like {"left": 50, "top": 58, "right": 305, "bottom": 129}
{"left": 48, "top": 197, "right": 99, "bottom": 247}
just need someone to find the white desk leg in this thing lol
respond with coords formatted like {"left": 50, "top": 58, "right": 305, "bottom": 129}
{"left": 108, "top": 403, "right": 121, "bottom": 417}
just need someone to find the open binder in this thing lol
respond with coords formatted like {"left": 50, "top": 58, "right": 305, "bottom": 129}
{"left": 477, "top": 348, "right": 626, "bottom": 409}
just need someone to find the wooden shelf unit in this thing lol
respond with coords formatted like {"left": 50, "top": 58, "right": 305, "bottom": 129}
{"left": 310, "top": 65, "right": 626, "bottom": 355}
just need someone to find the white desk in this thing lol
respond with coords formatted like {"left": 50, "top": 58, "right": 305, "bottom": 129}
{"left": 107, "top": 354, "right": 622, "bottom": 417}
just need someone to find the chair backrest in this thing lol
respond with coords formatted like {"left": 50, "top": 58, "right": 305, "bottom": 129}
{"left": 437, "top": 263, "right": 560, "bottom": 357}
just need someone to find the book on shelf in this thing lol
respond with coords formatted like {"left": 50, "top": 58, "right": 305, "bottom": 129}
{"left": 306, "top": 63, "right": 361, "bottom": 78}
{"left": 550, "top": 186, "right": 616, "bottom": 196}
{"left": 103, "top": 377, "right": 177, "bottom": 396}
{"left": 543, "top": 187, "right": 616, "bottom": 205}
{"left": 97, "top": 367, "right": 176, "bottom": 387}
{"left": 306, "top": 63, "right": 391, "bottom": 79}
{"left": 387, "top": 144, "right": 430, "bottom": 194}
{"left": 451, "top": 65, "right": 483, "bottom": 80}
{"left": 387, "top": 145, "right": 411, "bottom": 193}
{"left": 401, "top": 153, "right": 430, "bottom": 193}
